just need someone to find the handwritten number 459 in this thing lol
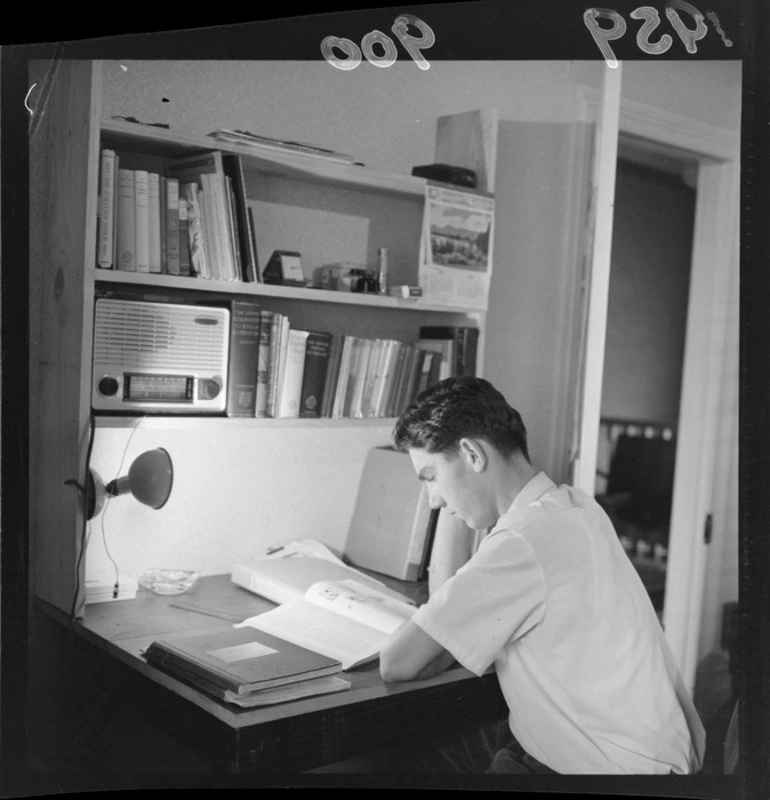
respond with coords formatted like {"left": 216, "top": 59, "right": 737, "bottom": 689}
{"left": 585, "top": 1, "right": 719, "bottom": 68}
{"left": 322, "top": 14, "right": 435, "bottom": 70}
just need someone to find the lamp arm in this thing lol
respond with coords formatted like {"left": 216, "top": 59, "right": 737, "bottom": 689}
{"left": 105, "top": 475, "right": 131, "bottom": 497}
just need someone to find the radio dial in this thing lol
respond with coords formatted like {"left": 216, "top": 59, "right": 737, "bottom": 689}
{"left": 97, "top": 376, "right": 120, "bottom": 397}
{"left": 199, "top": 379, "right": 221, "bottom": 400}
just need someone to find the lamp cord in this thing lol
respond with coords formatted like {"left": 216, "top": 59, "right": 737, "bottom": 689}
{"left": 99, "top": 420, "right": 143, "bottom": 599}
{"left": 66, "top": 412, "right": 96, "bottom": 630}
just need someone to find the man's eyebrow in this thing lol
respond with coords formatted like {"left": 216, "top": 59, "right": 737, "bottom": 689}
{"left": 417, "top": 468, "right": 433, "bottom": 481}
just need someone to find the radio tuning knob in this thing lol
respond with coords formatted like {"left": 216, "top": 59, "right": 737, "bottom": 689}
{"left": 97, "top": 376, "right": 119, "bottom": 397}
{"left": 200, "top": 380, "right": 221, "bottom": 400}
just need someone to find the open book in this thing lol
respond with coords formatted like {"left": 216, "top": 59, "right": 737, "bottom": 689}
{"left": 235, "top": 578, "right": 416, "bottom": 670}
{"left": 231, "top": 553, "right": 416, "bottom": 607}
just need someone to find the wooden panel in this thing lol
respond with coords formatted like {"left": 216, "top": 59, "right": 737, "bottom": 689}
{"left": 33, "top": 60, "right": 102, "bottom": 614}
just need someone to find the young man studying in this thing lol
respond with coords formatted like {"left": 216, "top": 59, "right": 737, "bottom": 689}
{"left": 380, "top": 376, "right": 705, "bottom": 775}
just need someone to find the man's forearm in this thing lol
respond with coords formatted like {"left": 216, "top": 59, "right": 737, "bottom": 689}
{"left": 412, "top": 648, "right": 457, "bottom": 680}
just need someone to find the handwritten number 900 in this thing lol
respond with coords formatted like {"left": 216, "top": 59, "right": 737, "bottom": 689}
{"left": 321, "top": 14, "right": 436, "bottom": 71}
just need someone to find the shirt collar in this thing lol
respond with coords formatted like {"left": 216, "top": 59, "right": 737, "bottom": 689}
{"left": 510, "top": 471, "right": 556, "bottom": 511}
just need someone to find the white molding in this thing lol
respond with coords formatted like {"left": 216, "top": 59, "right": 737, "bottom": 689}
{"left": 577, "top": 87, "right": 740, "bottom": 160}
{"left": 572, "top": 67, "right": 622, "bottom": 494}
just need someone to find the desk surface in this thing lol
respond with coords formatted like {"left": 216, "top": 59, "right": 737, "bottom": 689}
{"left": 58, "top": 573, "right": 488, "bottom": 731}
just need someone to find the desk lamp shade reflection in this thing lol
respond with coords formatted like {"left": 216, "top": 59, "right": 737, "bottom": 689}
{"left": 87, "top": 448, "right": 174, "bottom": 519}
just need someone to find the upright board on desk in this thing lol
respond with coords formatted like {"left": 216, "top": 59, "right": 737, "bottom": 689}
{"left": 344, "top": 446, "right": 434, "bottom": 582}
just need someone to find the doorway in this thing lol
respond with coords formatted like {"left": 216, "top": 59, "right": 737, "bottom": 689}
{"left": 593, "top": 149, "right": 697, "bottom": 617}
{"left": 572, "top": 77, "right": 740, "bottom": 692}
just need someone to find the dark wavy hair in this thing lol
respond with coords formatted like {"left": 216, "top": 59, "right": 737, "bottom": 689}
{"left": 392, "top": 376, "right": 530, "bottom": 462}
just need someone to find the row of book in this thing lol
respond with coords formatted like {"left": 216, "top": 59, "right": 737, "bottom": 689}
{"left": 96, "top": 148, "right": 259, "bottom": 282}
{"left": 224, "top": 296, "right": 479, "bottom": 420}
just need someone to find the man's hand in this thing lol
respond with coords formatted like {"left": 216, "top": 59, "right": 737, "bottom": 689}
{"left": 379, "top": 619, "right": 456, "bottom": 682}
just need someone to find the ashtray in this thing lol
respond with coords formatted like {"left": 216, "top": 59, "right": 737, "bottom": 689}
{"left": 138, "top": 569, "right": 199, "bottom": 596}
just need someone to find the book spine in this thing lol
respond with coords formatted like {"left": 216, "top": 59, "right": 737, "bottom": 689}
{"left": 159, "top": 176, "right": 167, "bottom": 273}
{"left": 226, "top": 299, "right": 262, "bottom": 417}
{"left": 299, "top": 331, "right": 332, "bottom": 419}
{"left": 226, "top": 175, "right": 243, "bottom": 281}
{"left": 331, "top": 336, "right": 354, "bottom": 419}
{"left": 247, "top": 206, "right": 260, "bottom": 282}
{"left": 267, "top": 313, "right": 287, "bottom": 418}
{"left": 97, "top": 149, "right": 116, "bottom": 269}
{"left": 182, "top": 182, "right": 207, "bottom": 278}
{"left": 320, "top": 333, "right": 344, "bottom": 418}
{"left": 178, "top": 194, "right": 191, "bottom": 276}
{"left": 359, "top": 338, "right": 383, "bottom": 419}
{"left": 116, "top": 168, "right": 136, "bottom": 271}
{"left": 112, "top": 154, "right": 120, "bottom": 269}
{"left": 278, "top": 329, "right": 308, "bottom": 418}
{"left": 254, "top": 310, "right": 274, "bottom": 418}
{"left": 134, "top": 170, "right": 150, "bottom": 272}
{"left": 199, "top": 174, "right": 219, "bottom": 279}
{"left": 349, "top": 339, "right": 373, "bottom": 419}
{"left": 400, "top": 345, "right": 419, "bottom": 415}
{"left": 392, "top": 347, "right": 412, "bottom": 415}
{"left": 461, "top": 328, "right": 479, "bottom": 377}
{"left": 374, "top": 340, "right": 400, "bottom": 418}
{"left": 148, "top": 172, "right": 162, "bottom": 273}
{"left": 166, "top": 178, "right": 181, "bottom": 276}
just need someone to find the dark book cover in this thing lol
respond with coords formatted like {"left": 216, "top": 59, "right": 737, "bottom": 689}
{"left": 255, "top": 309, "right": 274, "bottom": 418}
{"left": 225, "top": 298, "right": 262, "bottom": 417}
{"left": 299, "top": 330, "right": 333, "bottom": 418}
{"left": 385, "top": 342, "right": 408, "bottom": 418}
{"left": 320, "top": 332, "right": 344, "bottom": 418}
{"left": 145, "top": 625, "right": 341, "bottom": 695}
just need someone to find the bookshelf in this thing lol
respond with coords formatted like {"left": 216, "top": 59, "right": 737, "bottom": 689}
{"left": 31, "top": 59, "right": 498, "bottom": 616}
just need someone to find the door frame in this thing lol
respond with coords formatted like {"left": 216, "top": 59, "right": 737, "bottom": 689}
{"left": 573, "top": 79, "right": 740, "bottom": 692}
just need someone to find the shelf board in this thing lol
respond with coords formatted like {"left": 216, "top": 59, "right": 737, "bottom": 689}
{"left": 93, "top": 415, "right": 399, "bottom": 430}
{"left": 94, "top": 270, "right": 486, "bottom": 314}
{"left": 100, "top": 119, "right": 427, "bottom": 198}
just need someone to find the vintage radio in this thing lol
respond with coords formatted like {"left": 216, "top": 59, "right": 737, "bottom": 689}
{"left": 91, "top": 298, "right": 230, "bottom": 414}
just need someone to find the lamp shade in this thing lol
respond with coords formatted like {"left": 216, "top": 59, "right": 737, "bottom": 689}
{"left": 106, "top": 448, "right": 174, "bottom": 510}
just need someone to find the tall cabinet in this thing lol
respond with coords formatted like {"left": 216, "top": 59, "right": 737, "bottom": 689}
{"left": 31, "top": 60, "right": 497, "bottom": 617}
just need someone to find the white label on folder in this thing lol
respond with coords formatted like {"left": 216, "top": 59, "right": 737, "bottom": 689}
{"left": 208, "top": 642, "right": 278, "bottom": 662}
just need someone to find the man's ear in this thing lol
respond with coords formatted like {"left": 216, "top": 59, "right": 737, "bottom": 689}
{"left": 458, "top": 437, "right": 487, "bottom": 472}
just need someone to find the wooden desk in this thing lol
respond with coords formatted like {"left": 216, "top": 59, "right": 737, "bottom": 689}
{"left": 42, "top": 574, "right": 506, "bottom": 774}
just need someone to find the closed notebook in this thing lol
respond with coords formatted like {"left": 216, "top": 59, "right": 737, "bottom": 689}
{"left": 344, "top": 446, "right": 433, "bottom": 581}
{"left": 150, "top": 656, "right": 351, "bottom": 708}
{"left": 144, "top": 625, "right": 341, "bottom": 695}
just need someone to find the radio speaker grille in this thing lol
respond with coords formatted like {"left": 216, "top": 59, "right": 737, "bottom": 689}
{"left": 93, "top": 299, "right": 229, "bottom": 371}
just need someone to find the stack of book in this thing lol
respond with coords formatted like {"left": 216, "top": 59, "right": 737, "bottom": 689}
{"left": 144, "top": 626, "right": 351, "bottom": 708}
{"left": 96, "top": 148, "right": 259, "bottom": 283}
{"left": 220, "top": 298, "right": 479, "bottom": 419}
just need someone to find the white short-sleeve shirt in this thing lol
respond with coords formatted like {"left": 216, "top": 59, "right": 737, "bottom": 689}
{"left": 411, "top": 472, "right": 706, "bottom": 775}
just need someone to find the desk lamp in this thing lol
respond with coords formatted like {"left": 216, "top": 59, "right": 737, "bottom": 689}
{"left": 86, "top": 448, "right": 174, "bottom": 519}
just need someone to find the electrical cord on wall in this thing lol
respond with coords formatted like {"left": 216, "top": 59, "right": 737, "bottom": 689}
{"left": 64, "top": 416, "right": 143, "bottom": 623}
{"left": 98, "top": 420, "right": 142, "bottom": 600}
{"left": 64, "top": 412, "right": 96, "bottom": 631}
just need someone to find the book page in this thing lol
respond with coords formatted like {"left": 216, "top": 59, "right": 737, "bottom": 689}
{"left": 304, "top": 579, "right": 415, "bottom": 635}
{"left": 238, "top": 598, "right": 388, "bottom": 670}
